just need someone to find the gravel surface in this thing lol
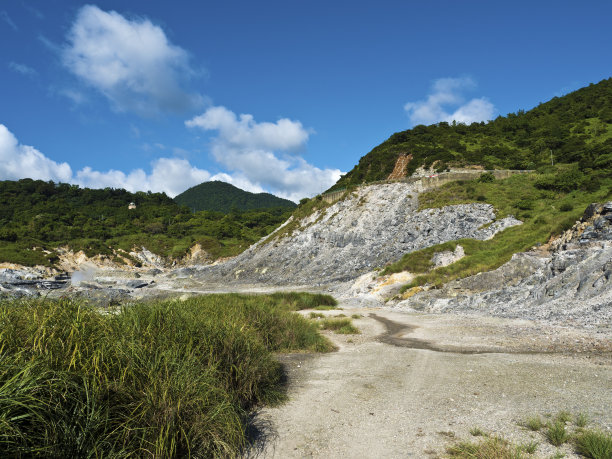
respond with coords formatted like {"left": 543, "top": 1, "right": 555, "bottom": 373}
{"left": 248, "top": 308, "right": 612, "bottom": 458}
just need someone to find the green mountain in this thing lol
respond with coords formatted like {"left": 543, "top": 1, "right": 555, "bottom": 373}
{"left": 0, "top": 179, "right": 292, "bottom": 267}
{"left": 329, "top": 77, "right": 612, "bottom": 191}
{"left": 174, "top": 181, "right": 297, "bottom": 213}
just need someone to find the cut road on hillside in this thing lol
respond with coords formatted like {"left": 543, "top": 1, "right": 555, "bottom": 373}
{"left": 247, "top": 309, "right": 612, "bottom": 458}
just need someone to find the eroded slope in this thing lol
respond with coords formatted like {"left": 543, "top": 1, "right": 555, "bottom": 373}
{"left": 194, "top": 182, "right": 521, "bottom": 286}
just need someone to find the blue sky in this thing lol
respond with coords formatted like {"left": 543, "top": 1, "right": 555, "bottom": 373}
{"left": 1, "top": 1, "right": 611, "bottom": 201}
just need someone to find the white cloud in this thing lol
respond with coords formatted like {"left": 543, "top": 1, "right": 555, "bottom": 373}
{"left": 404, "top": 77, "right": 495, "bottom": 126}
{"left": 62, "top": 5, "right": 202, "bottom": 115}
{"left": 76, "top": 158, "right": 210, "bottom": 197}
{"left": 0, "top": 124, "right": 73, "bottom": 182}
{"left": 8, "top": 62, "right": 37, "bottom": 77}
{"left": 0, "top": 124, "right": 210, "bottom": 198}
{"left": 187, "top": 106, "right": 342, "bottom": 201}
{"left": 187, "top": 106, "right": 310, "bottom": 153}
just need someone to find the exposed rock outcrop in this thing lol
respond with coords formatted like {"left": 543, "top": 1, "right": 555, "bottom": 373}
{"left": 394, "top": 202, "right": 612, "bottom": 328}
{"left": 192, "top": 182, "right": 521, "bottom": 286}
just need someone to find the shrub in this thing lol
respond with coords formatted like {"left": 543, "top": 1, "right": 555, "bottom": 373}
{"left": 478, "top": 172, "right": 496, "bottom": 183}
{"left": 546, "top": 421, "right": 568, "bottom": 446}
{"left": 559, "top": 203, "right": 573, "bottom": 212}
{"left": 575, "top": 429, "right": 612, "bottom": 459}
{"left": 516, "top": 199, "right": 534, "bottom": 210}
{"left": 522, "top": 415, "right": 544, "bottom": 431}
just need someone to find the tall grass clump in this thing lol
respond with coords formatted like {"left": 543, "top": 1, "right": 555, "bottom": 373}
{"left": 575, "top": 429, "right": 612, "bottom": 459}
{"left": 447, "top": 435, "right": 525, "bottom": 458}
{"left": 0, "top": 293, "right": 335, "bottom": 457}
{"left": 319, "top": 317, "right": 360, "bottom": 334}
{"left": 546, "top": 420, "right": 569, "bottom": 446}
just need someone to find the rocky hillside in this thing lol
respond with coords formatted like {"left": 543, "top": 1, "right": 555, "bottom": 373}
{"left": 193, "top": 182, "right": 521, "bottom": 286}
{"left": 388, "top": 202, "right": 612, "bottom": 328}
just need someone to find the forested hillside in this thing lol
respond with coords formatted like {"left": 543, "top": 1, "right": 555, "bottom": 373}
{"left": 174, "top": 180, "right": 296, "bottom": 212}
{"left": 330, "top": 77, "right": 612, "bottom": 191}
{"left": 0, "top": 179, "right": 292, "bottom": 267}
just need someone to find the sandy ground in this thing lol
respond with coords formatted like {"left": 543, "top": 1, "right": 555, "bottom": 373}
{"left": 247, "top": 308, "right": 612, "bottom": 458}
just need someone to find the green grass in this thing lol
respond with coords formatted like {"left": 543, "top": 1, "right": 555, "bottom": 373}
{"left": 313, "top": 305, "right": 338, "bottom": 310}
{"left": 546, "top": 421, "right": 569, "bottom": 447}
{"left": 575, "top": 429, "right": 612, "bottom": 459}
{"left": 387, "top": 172, "right": 612, "bottom": 291}
{"left": 554, "top": 411, "right": 572, "bottom": 424}
{"left": 519, "top": 441, "right": 538, "bottom": 454}
{"left": 269, "top": 291, "right": 338, "bottom": 310}
{"left": 521, "top": 415, "right": 544, "bottom": 431}
{"left": 575, "top": 412, "right": 589, "bottom": 428}
{"left": 0, "top": 293, "right": 336, "bottom": 457}
{"left": 447, "top": 436, "right": 526, "bottom": 458}
{"left": 469, "top": 427, "right": 488, "bottom": 437}
{"left": 319, "top": 318, "right": 360, "bottom": 334}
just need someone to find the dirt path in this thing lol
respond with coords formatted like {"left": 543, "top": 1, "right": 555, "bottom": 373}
{"left": 247, "top": 308, "right": 612, "bottom": 458}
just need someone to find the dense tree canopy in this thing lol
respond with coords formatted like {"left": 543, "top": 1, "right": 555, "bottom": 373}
{"left": 174, "top": 180, "right": 296, "bottom": 213}
{"left": 0, "top": 179, "right": 292, "bottom": 266}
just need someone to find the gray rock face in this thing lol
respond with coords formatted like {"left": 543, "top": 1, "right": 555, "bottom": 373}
{"left": 397, "top": 202, "right": 612, "bottom": 328}
{"left": 194, "top": 183, "right": 521, "bottom": 286}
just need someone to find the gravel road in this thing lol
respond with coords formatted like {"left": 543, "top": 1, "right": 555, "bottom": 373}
{"left": 248, "top": 308, "right": 612, "bottom": 458}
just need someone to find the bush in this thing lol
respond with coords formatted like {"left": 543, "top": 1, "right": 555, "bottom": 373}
{"left": 546, "top": 421, "right": 568, "bottom": 446}
{"left": 575, "top": 429, "right": 612, "bottom": 459}
{"left": 535, "top": 165, "right": 586, "bottom": 192}
{"left": 560, "top": 203, "right": 573, "bottom": 212}
{"left": 516, "top": 199, "right": 534, "bottom": 210}
{"left": 478, "top": 172, "right": 495, "bottom": 183}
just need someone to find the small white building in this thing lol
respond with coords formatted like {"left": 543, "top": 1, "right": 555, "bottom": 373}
{"left": 128, "top": 202, "right": 137, "bottom": 210}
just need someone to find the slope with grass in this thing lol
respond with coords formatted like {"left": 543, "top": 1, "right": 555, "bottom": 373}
{"left": 329, "top": 77, "right": 612, "bottom": 191}
{"left": 174, "top": 180, "right": 296, "bottom": 213}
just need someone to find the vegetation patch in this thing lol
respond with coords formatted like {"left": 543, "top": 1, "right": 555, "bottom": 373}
{"left": 173, "top": 180, "right": 296, "bottom": 213}
{"left": 546, "top": 421, "right": 569, "bottom": 447}
{"left": 319, "top": 317, "right": 360, "bottom": 334}
{"left": 0, "top": 179, "right": 294, "bottom": 266}
{"left": 575, "top": 429, "right": 612, "bottom": 459}
{"left": 521, "top": 415, "right": 544, "bottom": 432}
{"left": 447, "top": 435, "right": 527, "bottom": 458}
{"left": 0, "top": 292, "right": 335, "bottom": 457}
{"left": 330, "top": 77, "right": 612, "bottom": 191}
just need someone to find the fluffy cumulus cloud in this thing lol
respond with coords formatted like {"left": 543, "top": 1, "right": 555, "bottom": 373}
{"left": 187, "top": 106, "right": 342, "bottom": 201}
{"left": 0, "top": 124, "right": 73, "bottom": 182}
{"left": 404, "top": 77, "right": 495, "bottom": 126}
{"left": 62, "top": 5, "right": 202, "bottom": 115}
{"left": 0, "top": 124, "right": 210, "bottom": 197}
{"left": 76, "top": 158, "right": 211, "bottom": 198}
